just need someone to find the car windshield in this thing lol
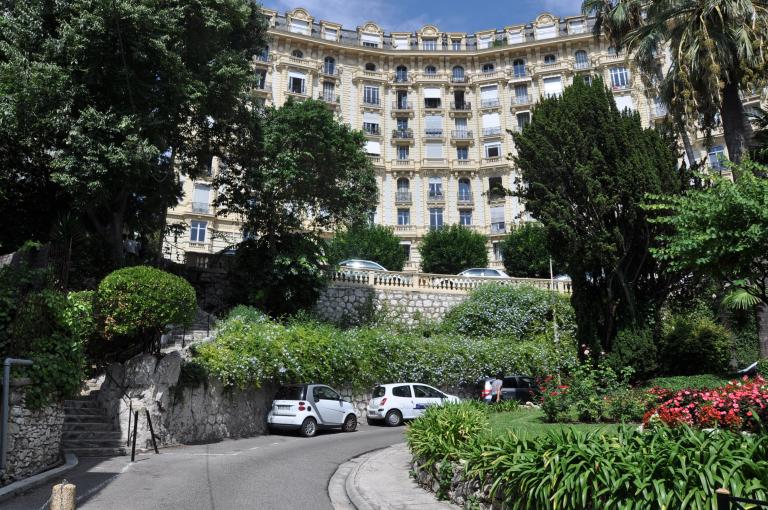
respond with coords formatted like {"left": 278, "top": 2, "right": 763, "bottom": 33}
{"left": 341, "top": 260, "right": 384, "bottom": 270}
{"left": 274, "top": 386, "right": 305, "bottom": 400}
{"left": 372, "top": 386, "right": 386, "bottom": 398}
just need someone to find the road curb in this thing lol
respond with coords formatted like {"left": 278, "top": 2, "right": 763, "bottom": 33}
{"left": 329, "top": 446, "right": 390, "bottom": 510}
{"left": 0, "top": 452, "right": 79, "bottom": 504}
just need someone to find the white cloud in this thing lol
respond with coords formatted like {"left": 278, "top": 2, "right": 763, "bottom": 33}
{"left": 540, "top": 0, "right": 584, "bottom": 16}
{"left": 264, "top": 0, "right": 438, "bottom": 31}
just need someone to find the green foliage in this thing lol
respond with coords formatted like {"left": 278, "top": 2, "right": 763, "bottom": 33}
{"left": 418, "top": 225, "right": 488, "bottom": 275}
{"left": 757, "top": 359, "right": 768, "bottom": 378}
{"left": 96, "top": 266, "right": 196, "bottom": 340}
{"left": 326, "top": 224, "right": 407, "bottom": 271}
{"left": 0, "top": 258, "right": 52, "bottom": 357}
{"left": 500, "top": 223, "right": 559, "bottom": 278}
{"left": 442, "top": 284, "right": 574, "bottom": 339}
{"left": 193, "top": 307, "right": 576, "bottom": 391}
{"left": 604, "top": 328, "right": 657, "bottom": 380}
{"left": 659, "top": 315, "right": 733, "bottom": 375}
{"left": 645, "top": 374, "right": 732, "bottom": 392}
{"left": 513, "top": 75, "right": 686, "bottom": 354}
{"left": 488, "top": 400, "right": 520, "bottom": 413}
{"left": 226, "top": 235, "right": 327, "bottom": 317}
{"left": 0, "top": 0, "right": 268, "bottom": 264}
{"left": 406, "top": 402, "right": 489, "bottom": 466}
{"left": 10, "top": 290, "right": 85, "bottom": 408}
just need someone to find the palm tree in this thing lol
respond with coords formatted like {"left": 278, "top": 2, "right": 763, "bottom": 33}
{"left": 583, "top": 0, "right": 768, "bottom": 164}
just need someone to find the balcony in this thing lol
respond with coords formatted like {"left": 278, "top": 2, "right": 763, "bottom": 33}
{"left": 479, "top": 98, "right": 501, "bottom": 109}
{"left": 352, "top": 69, "right": 387, "bottom": 82}
{"left": 451, "top": 130, "right": 473, "bottom": 140}
{"left": 475, "top": 70, "right": 503, "bottom": 82}
{"left": 424, "top": 128, "right": 444, "bottom": 139}
{"left": 395, "top": 191, "right": 412, "bottom": 204}
{"left": 286, "top": 86, "right": 308, "bottom": 97}
{"left": 510, "top": 70, "right": 529, "bottom": 81}
{"left": 367, "top": 155, "right": 383, "bottom": 165}
{"left": 427, "top": 192, "right": 445, "bottom": 204}
{"left": 391, "top": 129, "right": 414, "bottom": 140}
{"left": 391, "top": 158, "right": 414, "bottom": 168}
{"left": 481, "top": 156, "right": 505, "bottom": 167}
{"left": 391, "top": 101, "right": 413, "bottom": 111}
{"left": 450, "top": 102, "right": 472, "bottom": 111}
{"left": 394, "top": 225, "right": 416, "bottom": 233}
{"left": 191, "top": 202, "right": 211, "bottom": 214}
{"left": 452, "top": 159, "right": 476, "bottom": 167}
{"left": 450, "top": 75, "right": 470, "bottom": 84}
{"left": 392, "top": 74, "right": 412, "bottom": 84}
{"left": 253, "top": 83, "right": 272, "bottom": 94}
{"left": 363, "top": 124, "right": 381, "bottom": 136}
{"left": 510, "top": 95, "right": 532, "bottom": 106}
{"left": 481, "top": 127, "right": 502, "bottom": 137}
{"left": 287, "top": 55, "right": 312, "bottom": 67}
{"left": 254, "top": 53, "right": 272, "bottom": 63}
{"left": 457, "top": 194, "right": 474, "bottom": 206}
{"left": 611, "top": 83, "right": 631, "bottom": 92}
{"left": 574, "top": 60, "right": 592, "bottom": 70}
{"left": 320, "top": 66, "right": 341, "bottom": 77}
{"left": 417, "top": 73, "right": 446, "bottom": 82}
{"left": 423, "top": 101, "right": 444, "bottom": 111}
{"left": 318, "top": 93, "right": 340, "bottom": 105}
{"left": 422, "top": 158, "right": 448, "bottom": 167}
{"left": 362, "top": 97, "right": 382, "bottom": 107}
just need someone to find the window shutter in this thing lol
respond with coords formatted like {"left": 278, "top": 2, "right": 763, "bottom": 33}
{"left": 362, "top": 112, "right": 381, "bottom": 124}
{"left": 364, "top": 140, "right": 381, "bottom": 155}
{"left": 537, "top": 24, "right": 556, "bottom": 39}
{"left": 425, "top": 143, "right": 443, "bottom": 158}
{"left": 361, "top": 33, "right": 380, "bottom": 44}
{"left": 423, "top": 87, "right": 442, "bottom": 99}
{"left": 482, "top": 113, "right": 501, "bottom": 128}
{"left": 614, "top": 95, "right": 635, "bottom": 111}
{"left": 425, "top": 115, "right": 442, "bottom": 130}
{"left": 193, "top": 184, "right": 210, "bottom": 204}
{"left": 287, "top": 70, "right": 307, "bottom": 80}
{"left": 490, "top": 205, "right": 505, "bottom": 223}
{"left": 543, "top": 77, "right": 562, "bottom": 97}
{"left": 480, "top": 85, "right": 498, "bottom": 100}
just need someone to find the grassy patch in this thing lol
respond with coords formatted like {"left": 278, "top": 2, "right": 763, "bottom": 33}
{"left": 644, "top": 374, "right": 731, "bottom": 391}
{"left": 489, "top": 408, "right": 631, "bottom": 438}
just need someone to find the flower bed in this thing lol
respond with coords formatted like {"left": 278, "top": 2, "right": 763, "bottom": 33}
{"left": 644, "top": 376, "right": 768, "bottom": 432}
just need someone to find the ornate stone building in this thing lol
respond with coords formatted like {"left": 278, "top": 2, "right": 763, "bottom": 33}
{"left": 163, "top": 6, "right": 765, "bottom": 270}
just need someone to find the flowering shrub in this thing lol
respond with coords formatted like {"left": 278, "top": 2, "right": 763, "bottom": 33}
{"left": 644, "top": 376, "right": 768, "bottom": 432}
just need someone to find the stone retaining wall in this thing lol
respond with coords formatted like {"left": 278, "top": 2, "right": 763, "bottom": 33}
{"left": 315, "top": 285, "right": 469, "bottom": 325}
{"left": 0, "top": 381, "right": 64, "bottom": 487}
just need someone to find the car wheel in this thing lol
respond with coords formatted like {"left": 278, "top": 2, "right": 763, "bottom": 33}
{"left": 300, "top": 417, "right": 317, "bottom": 437}
{"left": 365, "top": 416, "right": 378, "bottom": 426}
{"left": 342, "top": 414, "right": 357, "bottom": 432}
{"left": 385, "top": 409, "right": 403, "bottom": 427}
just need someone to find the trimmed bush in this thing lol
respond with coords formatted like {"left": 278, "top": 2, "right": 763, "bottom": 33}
{"left": 96, "top": 266, "right": 196, "bottom": 341}
{"left": 419, "top": 224, "right": 488, "bottom": 274}
{"left": 659, "top": 315, "right": 732, "bottom": 375}
{"left": 193, "top": 306, "right": 576, "bottom": 391}
{"left": 645, "top": 374, "right": 731, "bottom": 391}
{"left": 441, "top": 284, "right": 574, "bottom": 339}
{"left": 500, "top": 223, "right": 559, "bottom": 278}
{"left": 326, "top": 224, "right": 407, "bottom": 271}
{"left": 605, "top": 327, "right": 657, "bottom": 381}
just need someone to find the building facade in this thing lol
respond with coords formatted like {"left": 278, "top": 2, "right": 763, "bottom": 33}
{"left": 163, "top": 6, "right": 765, "bottom": 270}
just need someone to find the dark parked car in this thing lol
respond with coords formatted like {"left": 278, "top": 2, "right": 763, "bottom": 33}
{"left": 473, "top": 375, "right": 540, "bottom": 403}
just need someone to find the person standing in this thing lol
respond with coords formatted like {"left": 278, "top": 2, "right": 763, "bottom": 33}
{"left": 491, "top": 374, "right": 503, "bottom": 403}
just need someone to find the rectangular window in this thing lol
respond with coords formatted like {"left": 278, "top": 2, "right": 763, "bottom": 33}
{"left": 423, "top": 87, "right": 442, "bottom": 109}
{"left": 429, "top": 208, "right": 444, "bottom": 230}
{"left": 396, "top": 117, "right": 408, "bottom": 130}
{"left": 255, "top": 70, "right": 267, "bottom": 89}
{"left": 516, "top": 112, "right": 531, "bottom": 130}
{"left": 289, "top": 77, "right": 306, "bottom": 94}
{"left": 428, "top": 176, "right": 443, "bottom": 199}
{"left": 459, "top": 209, "right": 472, "bottom": 226}
{"left": 192, "top": 184, "right": 211, "bottom": 213}
{"left": 543, "top": 76, "right": 563, "bottom": 98}
{"left": 514, "top": 84, "right": 529, "bottom": 102}
{"left": 323, "top": 28, "right": 338, "bottom": 41}
{"left": 289, "top": 19, "right": 309, "bottom": 35}
{"left": 451, "top": 39, "right": 461, "bottom": 51}
{"left": 361, "top": 33, "right": 380, "bottom": 47}
{"left": 488, "top": 176, "right": 504, "bottom": 200}
{"left": 537, "top": 24, "right": 556, "bottom": 40}
{"left": 362, "top": 112, "right": 381, "bottom": 135}
{"left": 364, "top": 140, "right": 381, "bottom": 155}
{"left": 482, "top": 112, "right": 501, "bottom": 136}
{"left": 425, "top": 142, "right": 443, "bottom": 159}
{"left": 322, "top": 81, "right": 335, "bottom": 101}
{"left": 708, "top": 145, "right": 727, "bottom": 169}
{"left": 363, "top": 86, "right": 380, "bottom": 105}
{"left": 456, "top": 147, "right": 469, "bottom": 160}
{"left": 484, "top": 143, "right": 502, "bottom": 158}
{"left": 423, "top": 38, "right": 437, "bottom": 50}
{"left": 400, "top": 243, "right": 411, "bottom": 261}
{"left": 396, "top": 90, "right": 409, "bottom": 108}
{"left": 490, "top": 205, "right": 505, "bottom": 233}
{"left": 480, "top": 85, "right": 499, "bottom": 108}
{"left": 610, "top": 67, "right": 630, "bottom": 89}
{"left": 425, "top": 115, "right": 443, "bottom": 136}
{"left": 493, "top": 241, "right": 503, "bottom": 261}
{"left": 397, "top": 208, "right": 410, "bottom": 225}
{"left": 190, "top": 220, "right": 207, "bottom": 243}
{"left": 397, "top": 145, "right": 409, "bottom": 160}
{"left": 454, "top": 117, "right": 468, "bottom": 131}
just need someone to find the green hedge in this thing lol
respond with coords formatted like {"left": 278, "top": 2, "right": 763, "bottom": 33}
{"left": 408, "top": 402, "right": 768, "bottom": 509}
{"left": 193, "top": 307, "right": 575, "bottom": 390}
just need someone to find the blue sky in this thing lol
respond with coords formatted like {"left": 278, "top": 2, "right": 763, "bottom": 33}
{"left": 260, "top": 0, "right": 584, "bottom": 33}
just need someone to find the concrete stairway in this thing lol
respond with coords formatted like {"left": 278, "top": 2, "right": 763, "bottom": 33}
{"left": 63, "top": 395, "right": 126, "bottom": 457}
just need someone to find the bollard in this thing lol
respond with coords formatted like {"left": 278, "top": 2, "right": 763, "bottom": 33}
{"left": 50, "top": 481, "right": 76, "bottom": 510}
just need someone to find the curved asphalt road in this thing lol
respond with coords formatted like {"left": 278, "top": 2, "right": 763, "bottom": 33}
{"left": 5, "top": 423, "right": 405, "bottom": 510}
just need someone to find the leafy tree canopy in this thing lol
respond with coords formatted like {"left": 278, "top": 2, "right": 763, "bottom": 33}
{"left": 327, "top": 224, "right": 407, "bottom": 272}
{"left": 419, "top": 225, "right": 488, "bottom": 275}
{"left": 513, "top": 76, "right": 688, "bottom": 353}
{"left": 501, "top": 223, "right": 561, "bottom": 278}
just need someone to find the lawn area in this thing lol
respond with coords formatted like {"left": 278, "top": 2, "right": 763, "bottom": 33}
{"left": 489, "top": 408, "right": 633, "bottom": 438}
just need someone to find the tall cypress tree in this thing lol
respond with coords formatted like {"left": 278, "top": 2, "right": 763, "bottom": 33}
{"left": 512, "top": 76, "right": 689, "bottom": 353}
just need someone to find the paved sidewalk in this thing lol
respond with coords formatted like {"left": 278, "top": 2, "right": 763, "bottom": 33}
{"left": 329, "top": 443, "right": 458, "bottom": 510}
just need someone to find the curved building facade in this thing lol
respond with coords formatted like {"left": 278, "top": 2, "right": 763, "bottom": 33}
{"left": 163, "top": 6, "right": 764, "bottom": 270}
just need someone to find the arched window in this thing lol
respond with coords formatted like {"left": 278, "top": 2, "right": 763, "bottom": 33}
{"left": 365, "top": 62, "right": 377, "bottom": 71}
{"left": 452, "top": 66, "right": 465, "bottom": 80}
{"left": 512, "top": 58, "right": 526, "bottom": 78}
{"left": 458, "top": 178, "right": 471, "bottom": 201}
{"left": 424, "top": 65, "right": 437, "bottom": 75}
{"left": 323, "top": 56, "right": 335, "bottom": 74}
{"left": 574, "top": 50, "right": 588, "bottom": 68}
{"left": 395, "top": 65, "right": 408, "bottom": 82}
{"left": 482, "top": 62, "right": 495, "bottom": 73}
{"left": 291, "top": 49, "right": 304, "bottom": 58}
{"left": 544, "top": 54, "right": 556, "bottom": 64}
{"left": 397, "top": 177, "right": 410, "bottom": 192}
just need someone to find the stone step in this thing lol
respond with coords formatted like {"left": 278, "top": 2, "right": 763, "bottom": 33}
{"left": 62, "top": 431, "right": 122, "bottom": 441}
{"left": 63, "top": 447, "right": 127, "bottom": 457}
{"left": 62, "top": 421, "right": 114, "bottom": 432}
{"left": 62, "top": 439, "right": 125, "bottom": 449}
{"left": 64, "top": 414, "right": 113, "bottom": 424}
{"left": 63, "top": 405, "right": 106, "bottom": 416}
{"left": 64, "top": 399, "right": 103, "bottom": 408}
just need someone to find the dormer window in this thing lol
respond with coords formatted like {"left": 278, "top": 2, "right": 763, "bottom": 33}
{"left": 291, "top": 49, "right": 304, "bottom": 58}
{"left": 423, "top": 38, "right": 437, "bottom": 51}
{"left": 482, "top": 63, "right": 495, "bottom": 73}
{"left": 365, "top": 62, "right": 377, "bottom": 72}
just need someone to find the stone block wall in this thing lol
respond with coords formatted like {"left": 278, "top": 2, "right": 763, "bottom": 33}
{"left": 0, "top": 381, "right": 64, "bottom": 487}
{"left": 314, "top": 285, "right": 469, "bottom": 325}
{"left": 98, "top": 352, "right": 277, "bottom": 451}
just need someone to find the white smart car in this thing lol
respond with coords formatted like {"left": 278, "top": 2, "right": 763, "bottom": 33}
{"left": 366, "top": 383, "right": 460, "bottom": 426}
{"left": 267, "top": 384, "right": 358, "bottom": 437}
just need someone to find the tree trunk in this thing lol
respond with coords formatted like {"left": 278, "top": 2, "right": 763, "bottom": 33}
{"left": 758, "top": 302, "right": 768, "bottom": 360}
{"left": 721, "top": 80, "right": 752, "bottom": 165}
{"left": 681, "top": 129, "right": 697, "bottom": 169}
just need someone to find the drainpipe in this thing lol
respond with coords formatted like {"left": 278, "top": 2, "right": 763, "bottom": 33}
{"left": 1, "top": 358, "right": 33, "bottom": 472}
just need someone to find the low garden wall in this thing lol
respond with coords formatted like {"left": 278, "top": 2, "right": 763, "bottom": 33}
{"left": 0, "top": 380, "right": 64, "bottom": 487}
